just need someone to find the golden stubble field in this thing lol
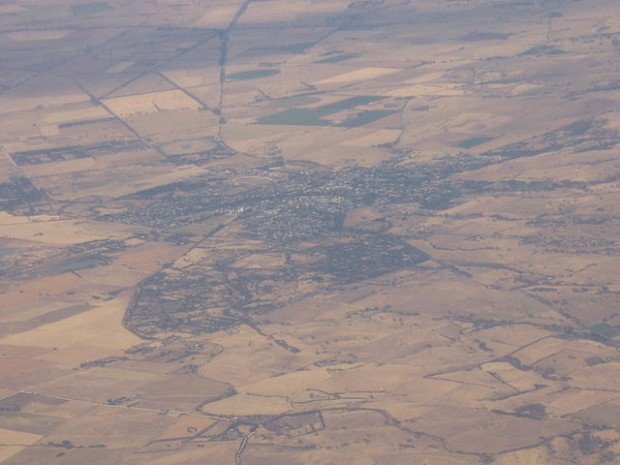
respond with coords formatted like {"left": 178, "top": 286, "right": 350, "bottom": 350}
{"left": 0, "top": 1, "right": 619, "bottom": 464}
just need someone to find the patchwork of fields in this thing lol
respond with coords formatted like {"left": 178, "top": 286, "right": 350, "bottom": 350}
{"left": 0, "top": 1, "right": 619, "bottom": 464}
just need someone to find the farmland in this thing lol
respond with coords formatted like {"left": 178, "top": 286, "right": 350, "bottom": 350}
{"left": 0, "top": 1, "right": 619, "bottom": 464}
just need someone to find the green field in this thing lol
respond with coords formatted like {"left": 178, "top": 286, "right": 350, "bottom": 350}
{"left": 228, "top": 69, "right": 280, "bottom": 81}
{"left": 590, "top": 322, "right": 620, "bottom": 339}
{"left": 257, "top": 107, "right": 330, "bottom": 126}
{"left": 257, "top": 96, "right": 384, "bottom": 126}
{"left": 457, "top": 136, "right": 495, "bottom": 149}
